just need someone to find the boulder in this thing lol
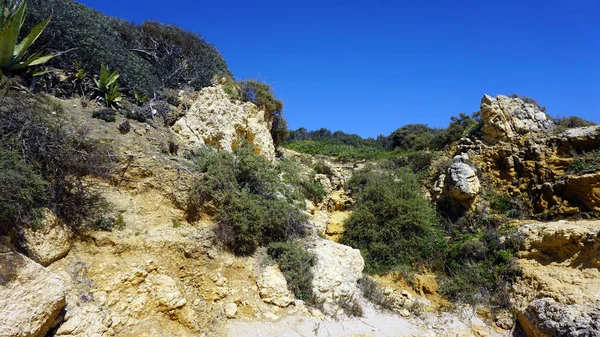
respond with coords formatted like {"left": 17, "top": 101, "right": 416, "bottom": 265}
{"left": 256, "top": 266, "right": 294, "bottom": 308}
{"left": 172, "top": 85, "right": 276, "bottom": 162}
{"left": 21, "top": 208, "right": 73, "bottom": 267}
{"left": 518, "top": 298, "right": 600, "bottom": 337}
{"left": 308, "top": 238, "right": 364, "bottom": 315}
{"left": 0, "top": 241, "right": 67, "bottom": 337}
{"left": 480, "top": 94, "right": 554, "bottom": 144}
{"left": 445, "top": 154, "right": 480, "bottom": 208}
{"left": 556, "top": 125, "right": 600, "bottom": 154}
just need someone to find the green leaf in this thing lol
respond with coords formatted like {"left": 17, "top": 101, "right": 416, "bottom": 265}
{"left": 14, "top": 16, "right": 50, "bottom": 61}
{"left": 6, "top": 50, "right": 52, "bottom": 70}
{"left": 106, "top": 72, "right": 119, "bottom": 88}
{"left": 0, "top": 0, "right": 25, "bottom": 65}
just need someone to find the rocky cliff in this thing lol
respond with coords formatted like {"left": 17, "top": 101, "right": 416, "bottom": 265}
{"left": 433, "top": 94, "right": 600, "bottom": 337}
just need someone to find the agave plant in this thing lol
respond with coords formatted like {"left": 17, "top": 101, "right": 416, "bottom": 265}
{"left": 93, "top": 62, "right": 119, "bottom": 93}
{"left": 104, "top": 81, "right": 122, "bottom": 106}
{"left": 0, "top": 0, "right": 53, "bottom": 72}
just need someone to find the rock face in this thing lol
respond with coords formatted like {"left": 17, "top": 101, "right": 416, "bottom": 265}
{"left": 514, "top": 221, "right": 600, "bottom": 337}
{"left": 256, "top": 266, "right": 294, "bottom": 308}
{"left": 519, "top": 298, "right": 600, "bottom": 337}
{"left": 445, "top": 154, "right": 481, "bottom": 208}
{"left": 480, "top": 94, "right": 554, "bottom": 144}
{"left": 458, "top": 121, "right": 600, "bottom": 216}
{"left": 308, "top": 238, "right": 364, "bottom": 315}
{"left": 21, "top": 208, "right": 73, "bottom": 267}
{"left": 172, "top": 85, "right": 276, "bottom": 162}
{"left": 0, "top": 241, "right": 67, "bottom": 337}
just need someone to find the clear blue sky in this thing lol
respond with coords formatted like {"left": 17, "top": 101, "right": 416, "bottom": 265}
{"left": 77, "top": 0, "right": 599, "bottom": 138}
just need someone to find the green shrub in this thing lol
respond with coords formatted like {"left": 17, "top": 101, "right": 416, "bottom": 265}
{"left": 432, "top": 113, "right": 481, "bottom": 149}
{"left": 186, "top": 145, "right": 308, "bottom": 255}
{"left": 441, "top": 229, "right": 523, "bottom": 307}
{"left": 568, "top": 151, "right": 599, "bottom": 174}
{"left": 552, "top": 116, "right": 596, "bottom": 133}
{"left": 389, "top": 124, "right": 437, "bottom": 151}
{"left": 24, "top": 0, "right": 160, "bottom": 95}
{"left": 267, "top": 241, "right": 316, "bottom": 301}
{"left": 299, "top": 180, "right": 327, "bottom": 204}
{"left": 313, "top": 160, "right": 334, "bottom": 176}
{"left": 0, "top": 79, "right": 113, "bottom": 233}
{"left": 24, "top": 0, "right": 230, "bottom": 95}
{"left": 285, "top": 139, "right": 384, "bottom": 160}
{"left": 92, "top": 109, "right": 116, "bottom": 122}
{"left": 341, "top": 166, "right": 443, "bottom": 274}
{"left": 117, "top": 20, "right": 231, "bottom": 90}
{"left": 0, "top": 149, "right": 47, "bottom": 234}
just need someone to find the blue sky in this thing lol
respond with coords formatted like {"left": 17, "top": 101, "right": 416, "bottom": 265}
{"left": 78, "top": 0, "right": 599, "bottom": 138}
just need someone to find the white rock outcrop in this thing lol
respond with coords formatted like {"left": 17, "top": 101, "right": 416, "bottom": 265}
{"left": 172, "top": 85, "right": 276, "bottom": 162}
{"left": 0, "top": 241, "right": 67, "bottom": 337}
{"left": 256, "top": 266, "right": 294, "bottom": 308}
{"left": 556, "top": 125, "right": 600, "bottom": 153}
{"left": 308, "top": 238, "right": 364, "bottom": 315}
{"left": 445, "top": 154, "right": 480, "bottom": 208}
{"left": 480, "top": 94, "right": 554, "bottom": 144}
{"left": 22, "top": 208, "right": 73, "bottom": 267}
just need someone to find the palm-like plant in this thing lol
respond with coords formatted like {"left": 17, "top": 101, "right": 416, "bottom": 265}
{"left": 93, "top": 62, "right": 119, "bottom": 92}
{"left": 94, "top": 62, "right": 121, "bottom": 106}
{"left": 0, "top": 0, "right": 53, "bottom": 72}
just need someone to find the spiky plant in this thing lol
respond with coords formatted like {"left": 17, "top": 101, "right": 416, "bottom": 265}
{"left": 93, "top": 62, "right": 119, "bottom": 93}
{"left": 0, "top": 0, "right": 52, "bottom": 73}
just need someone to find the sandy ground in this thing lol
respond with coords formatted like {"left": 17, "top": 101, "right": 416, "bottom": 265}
{"left": 226, "top": 299, "right": 509, "bottom": 337}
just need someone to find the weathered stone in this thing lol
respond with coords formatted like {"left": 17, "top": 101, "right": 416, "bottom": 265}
{"left": 445, "top": 154, "right": 480, "bottom": 208}
{"left": 256, "top": 266, "right": 294, "bottom": 308}
{"left": 172, "top": 85, "right": 276, "bottom": 162}
{"left": 518, "top": 298, "right": 600, "bottom": 337}
{"left": 480, "top": 94, "right": 554, "bottom": 144}
{"left": 21, "top": 208, "right": 72, "bottom": 267}
{"left": 308, "top": 238, "right": 364, "bottom": 315}
{"left": 224, "top": 303, "right": 237, "bottom": 319}
{"left": 0, "top": 245, "right": 67, "bottom": 337}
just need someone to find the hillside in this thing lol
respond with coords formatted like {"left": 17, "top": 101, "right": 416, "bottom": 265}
{"left": 1, "top": 1, "right": 599, "bottom": 337}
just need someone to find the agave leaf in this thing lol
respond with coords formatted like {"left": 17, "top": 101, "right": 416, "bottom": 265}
{"left": 14, "top": 16, "right": 50, "bottom": 60}
{"left": 24, "top": 53, "right": 53, "bottom": 66}
{"left": 6, "top": 50, "right": 52, "bottom": 70}
{"left": 105, "top": 73, "right": 119, "bottom": 87}
{"left": 0, "top": 0, "right": 25, "bottom": 65}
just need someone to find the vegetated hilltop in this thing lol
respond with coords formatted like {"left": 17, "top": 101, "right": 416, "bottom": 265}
{"left": 0, "top": 1, "right": 599, "bottom": 337}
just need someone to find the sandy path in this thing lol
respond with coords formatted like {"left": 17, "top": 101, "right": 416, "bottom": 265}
{"left": 226, "top": 300, "right": 507, "bottom": 337}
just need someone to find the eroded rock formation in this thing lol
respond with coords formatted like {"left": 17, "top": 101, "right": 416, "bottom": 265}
{"left": 172, "top": 85, "right": 276, "bottom": 162}
{"left": 480, "top": 94, "right": 554, "bottom": 144}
